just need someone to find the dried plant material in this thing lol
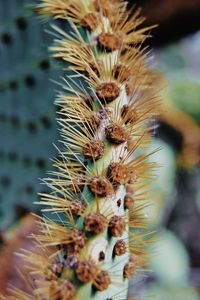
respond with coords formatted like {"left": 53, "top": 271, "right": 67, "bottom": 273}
{"left": 45, "top": 263, "right": 64, "bottom": 280}
{"left": 75, "top": 260, "right": 98, "bottom": 283}
{"left": 82, "top": 140, "right": 106, "bottom": 160}
{"left": 124, "top": 193, "right": 134, "bottom": 210}
{"left": 49, "top": 279, "right": 76, "bottom": 300}
{"left": 108, "top": 162, "right": 132, "bottom": 185}
{"left": 93, "top": 270, "right": 111, "bottom": 291}
{"left": 123, "top": 256, "right": 135, "bottom": 279}
{"left": 113, "top": 239, "right": 127, "bottom": 256}
{"left": 89, "top": 176, "right": 114, "bottom": 197}
{"left": 84, "top": 213, "right": 108, "bottom": 234}
{"left": 98, "top": 33, "right": 122, "bottom": 51}
{"left": 105, "top": 123, "right": 127, "bottom": 144}
{"left": 65, "top": 229, "right": 87, "bottom": 255}
{"left": 109, "top": 215, "right": 126, "bottom": 237}
{"left": 96, "top": 82, "right": 121, "bottom": 103}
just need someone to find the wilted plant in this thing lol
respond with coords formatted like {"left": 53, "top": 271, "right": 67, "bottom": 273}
{"left": 3, "top": 0, "right": 160, "bottom": 299}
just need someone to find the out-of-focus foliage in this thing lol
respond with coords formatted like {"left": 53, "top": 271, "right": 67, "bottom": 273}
{"left": 0, "top": 0, "right": 62, "bottom": 227}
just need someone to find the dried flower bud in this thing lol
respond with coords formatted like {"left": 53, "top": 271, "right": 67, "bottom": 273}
{"left": 80, "top": 12, "right": 100, "bottom": 31}
{"left": 94, "top": 270, "right": 111, "bottom": 291}
{"left": 109, "top": 215, "right": 126, "bottom": 237}
{"left": 75, "top": 260, "right": 98, "bottom": 283}
{"left": 124, "top": 193, "right": 134, "bottom": 210}
{"left": 66, "top": 229, "right": 87, "bottom": 254}
{"left": 113, "top": 239, "right": 126, "bottom": 256}
{"left": 50, "top": 279, "right": 76, "bottom": 300}
{"left": 105, "top": 123, "right": 127, "bottom": 144}
{"left": 108, "top": 162, "right": 132, "bottom": 185}
{"left": 82, "top": 140, "right": 105, "bottom": 160}
{"left": 96, "top": 82, "right": 120, "bottom": 103}
{"left": 90, "top": 176, "right": 114, "bottom": 197}
{"left": 123, "top": 256, "right": 135, "bottom": 279}
{"left": 98, "top": 32, "right": 121, "bottom": 51}
{"left": 84, "top": 212, "right": 108, "bottom": 234}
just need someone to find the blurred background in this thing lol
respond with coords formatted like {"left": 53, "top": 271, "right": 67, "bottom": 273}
{"left": 0, "top": 0, "right": 200, "bottom": 298}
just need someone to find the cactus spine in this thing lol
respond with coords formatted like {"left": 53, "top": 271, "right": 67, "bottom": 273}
{"left": 5, "top": 1, "right": 159, "bottom": 299}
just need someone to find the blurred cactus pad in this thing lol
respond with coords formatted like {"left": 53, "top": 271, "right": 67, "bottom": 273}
{"left": 0, "top": 0, "right": 63, "bottom": 227}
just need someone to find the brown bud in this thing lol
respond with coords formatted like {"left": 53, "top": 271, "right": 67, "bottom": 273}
{"left": 113, "top": 64, "right": 131, "bottom": 83}
{"left": 82, "top": 140, "right": 105, "bottom": 160}
{"left": 98, "top": 32, "right": 121, "bottom": 52}
{"left": 66, "top": 229, "right": 87, "bottom": 255}
{"left": 68, "top": 199, "right": 85, "bottom": 216}
{"left": 88, "top": 108, "right": 110, "bottom": 129}
{"left": 124, "top": 193, "right": 134, "bottom": 210}
{"left": 108, "top": 162, "right": 131, "bottom": 185}
{"left": 90, "top": 176, "right": 113, "bottom": 197}
{"left": 80, "top": 12, "right": 100, "bottom": 31}
{"left": 75, "top": 260, "right": 98, "bottom": 283}
{"left": 123, "top": 257, "right": 135, "bottom": 279}
{"left": 94, "top": 270, "right": 111, "bottom": 291}
{"left": 113, "top": 239, "right": 126, "bottom": 256}
{"left": 109, "top": 215, "right": 126, "bottom": 237}
{"left": 96, "top": 82, "right": 120, "bottom": 103}
{"left": 84, "top": 212, "right": 108, "bottom": 234}
{"left": 105, "top": 123, "right": 127, "bottom": 144}
{"left": 50, "top": 279, "right": 76, "bottom": 300}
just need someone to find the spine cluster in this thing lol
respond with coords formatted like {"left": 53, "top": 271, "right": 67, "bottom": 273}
{"left": 5, "top": 1, "right": 160, "bottom": 299}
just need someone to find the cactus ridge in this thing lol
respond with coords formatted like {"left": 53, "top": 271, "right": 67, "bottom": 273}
{"left": 4, "top": 0, "right": 160, "bottom": 299}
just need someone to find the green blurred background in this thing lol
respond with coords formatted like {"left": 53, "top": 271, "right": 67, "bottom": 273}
{"left": 0, "top": 0, "right": 200, "bottom": 298}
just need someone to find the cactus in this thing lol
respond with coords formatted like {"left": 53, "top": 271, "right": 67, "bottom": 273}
{"left": 4, "top": 0, "right": 160, "bottom": 299}
{"left": 0, "top": 0, "right": 62, "bottom": 227}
